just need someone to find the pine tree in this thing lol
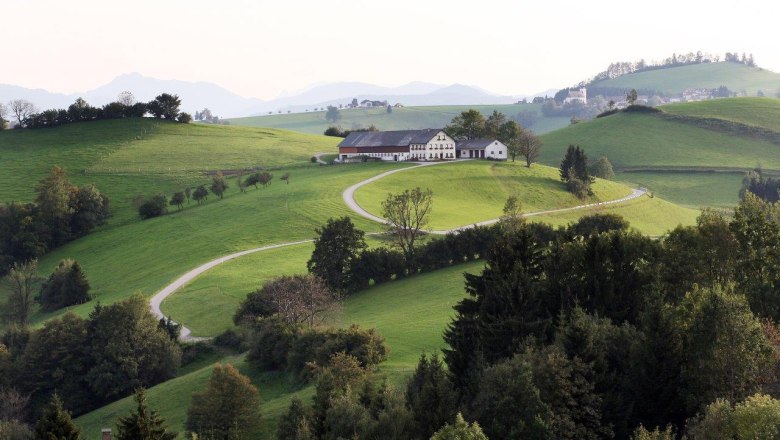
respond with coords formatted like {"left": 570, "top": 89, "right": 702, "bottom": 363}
{"left": 34, "top": 393, "right": 83, "bottom": 440}
{"left": 116, "top": 389, "right": 177, "bottom": 440}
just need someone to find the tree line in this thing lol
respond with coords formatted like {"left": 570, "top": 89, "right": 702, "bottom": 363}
{"left": 137, "top": 170, "right": 288, "bottom": 219}
{"left": 445, "top": 109, "right": 543, "bottom": 166}
{"left": 0, "top": 92, "right": 191, "bottom": 130}
{"left": 0, "top": 167, "right": 110, "bottom": 276}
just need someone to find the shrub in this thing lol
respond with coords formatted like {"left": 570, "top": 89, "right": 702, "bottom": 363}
{"left": 214, "top": 328, "right": 244, "bottom": 350}
{"left": 138, "top": 193, "right": 167, "bottom": 219}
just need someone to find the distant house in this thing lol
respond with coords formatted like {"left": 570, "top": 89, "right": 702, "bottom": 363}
{"left": 337, "top": 129, "right": 457, "bottom": 161}
{"left": 359, "top": 99, "right": 388, "bottom": 108}
{"left": 564, "top": 88, "right": 587, "bottom": 105}
{"left": 457, "top": 139, "right": 507, "bottom": 160}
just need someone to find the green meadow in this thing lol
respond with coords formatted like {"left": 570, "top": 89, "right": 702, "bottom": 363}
{"left": 228, "top": 104, "right": 570, "bottom": 135}
{"left": 661, "top": 97, "right": 780, "bottom": 132}
{"left": 590, "top": 62, "right": 780, "bottom": 95}
{"left": 617, "top": 171, "right": 744, "bottom": 209}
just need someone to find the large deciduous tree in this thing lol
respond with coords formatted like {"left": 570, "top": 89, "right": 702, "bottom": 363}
{"left": 210, "top": 171, "right": 228, "bottom": 199}
{"left": 8, "top": 99, "right": 37, "bottom": 128}
{"left": 484, "top": 110, "right": 507, "bottom": 139}
{"left": 252, "top": 275, "right": 339, "bottom": 328}
{"left": 445, "top": 109, "right": 486, "bottom": 140}
{"left": 147, "top": 93, "right": 181, "bottom": 120}
{"left": 307, "top": 217, "right": 366, "bottom": 292}
{"left": 3, "top": 260, "right": 39, "bottom": 326}
{"left": 381, "top": 187, "right": 433, "bottom": 266}
{"left": 185, "top": 363, "right": 261, "bottom": 440}
{"left": 325, "top": 105, "right": 341, "bottom": 123}
{"left": 518, "top": 130, "right": 543, "bottom": 167}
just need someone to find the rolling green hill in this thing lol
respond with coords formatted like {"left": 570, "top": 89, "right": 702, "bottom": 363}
{"left": 227, "top": 104, "right": 570, "bottom": 135}
{"left": 662, "top": 97, "right": 780, "bottom": 132}
{"left": 590, "top": 62, "right": 780, "bottom": 96}
{"left": 540, "top": 98, "right": 780, "bottom": 208}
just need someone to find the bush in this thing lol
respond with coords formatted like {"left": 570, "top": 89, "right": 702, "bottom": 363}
{"left": 176, "top": 112, "right": 192, "bottom": 123}
{"left": 138, "top": 194, "right": 167, "bottom": 219}
{"left": 214, "top": 328, "right": 244, "bottom": 350}
{"left": 246, "top": 316, "right": 297, "bottom": 371}
{"left": 180, "top": 342, "right": 215, "bottom": 367}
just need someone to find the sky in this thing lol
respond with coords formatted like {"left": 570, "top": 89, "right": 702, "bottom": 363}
{"left": 2, "top": 0, "right": 779, "bottom": 99}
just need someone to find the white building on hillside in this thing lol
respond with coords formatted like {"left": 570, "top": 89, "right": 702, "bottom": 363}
{"left": 456, "top": 139, "right": 507, "bottom": 160}
{"left": 564, "top": 87, "right": 587, "bottom": 105}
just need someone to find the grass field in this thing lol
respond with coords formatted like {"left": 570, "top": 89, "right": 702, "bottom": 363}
{"left": 1, "top": 163, "right": 408, "bottom": 327}
{"left": 227, "top": 104, "right": 570, "bottom": 135}
{"left": 662, "top": 97, "right": 780, "bottom": 132}
{"left": 0, "top": 119, "right": 339, "bottom": 223}
{"left": 590, "top": 62, "right": 780, "bottom": 96}
{"left": 77, "top": 261, "right": 483, "bottom": 439}
{"left": 354, "top": 161, "right": 632, "bottom": 230}
{"left": 617, "top": 171, "right": 744, "bottom": 209}
{"left": 539, "top": 111, "right": 780, "bottom": 171}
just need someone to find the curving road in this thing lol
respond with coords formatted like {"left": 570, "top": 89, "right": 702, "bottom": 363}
{"left": 152, "top": 160, "right": 646, "bottom": 340}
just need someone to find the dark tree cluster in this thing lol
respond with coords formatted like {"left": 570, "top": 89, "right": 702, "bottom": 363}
{"left": 0, "top": 167, "right": 110, "bottom": 274}
{"left": 13, "top": 93, "right": 190, "bottom": 129}
{"left": 559, "top": 144, "right": 594, "bottom": 198}
{"left": 323, "top": 124, "right": 379, "bottom": 138}
{"left": 38, "top": 259, "right": 91, "bottom": 311}
{"left": 440, "top": 195, "right": 780, "bottom": 438}
{"left": 0, "top": 293, "right": 181, "bottom": 419}
{"left": 740, "top": 168, "right": 780, "bottom": 203}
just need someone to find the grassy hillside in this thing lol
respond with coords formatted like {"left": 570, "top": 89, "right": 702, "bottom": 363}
{"left": 539, "top": 111, "right": 780, "bottom": 170}
{"left": 662, "top": 97, "right": 780, "bottom": 132}
{"left": 227, "top": 104, "right": 570, "bottom": 135}
{"left": 0, "top": 119, "right": 339, "bottom": 222}
{"left": 354, "top": 161, "right": 632, "bottom": 230}
{"left": 591, "top": 62, "right": 780, "bottom": 95}
{"left": 77, "top": 261, "right": 483, "bottom": 439}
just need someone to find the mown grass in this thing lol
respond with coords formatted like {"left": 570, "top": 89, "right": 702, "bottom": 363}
{"left": 539, "top": 112, "right": 780, "bottom": 170}
{"left": 617, "top": 171, "right": 744, "bottom": 209}
{"left": 661, "top": 97, "right": 780, "bottom": 133}
{"left": 590, "top": 62, "right": 780, "bottom": 95}
{"left": 3, "top": 163, "right": 408, "bottom": 327}
{"left": 354, "top": 161, "right": 631, "bottom": 230}
{"left": 77, "top": 261, "right": 483, "bottom": 439}
{"left": 228, "top": 104, "right": 570, "bottom": 135}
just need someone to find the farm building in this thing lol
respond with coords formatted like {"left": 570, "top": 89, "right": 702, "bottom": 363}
{"left": 456, "top": 139, "right": 508, "bottom": 160}
{"left": 338, "top": 129, "right": 457, "bottom": 161}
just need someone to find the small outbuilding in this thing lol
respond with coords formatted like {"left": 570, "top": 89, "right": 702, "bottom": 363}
{"left": 456, "top": 139, "right": 508, "bottom": 160}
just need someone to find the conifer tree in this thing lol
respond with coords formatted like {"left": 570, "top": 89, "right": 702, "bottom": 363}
{"left": 34, "top": 393, "right": 82, "bottom": 440}
{"left": 116, "top": 389, "right": 176, "bottom": 440}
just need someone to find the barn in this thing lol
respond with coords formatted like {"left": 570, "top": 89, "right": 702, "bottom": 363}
{"left": 338, "top": 129, "right": 457, "bottom": 161}
{"left": 456, "top": 139, "right": 508, "bottom": 160}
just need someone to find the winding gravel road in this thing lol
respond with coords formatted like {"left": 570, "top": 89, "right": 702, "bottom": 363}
{"left": 152, "top": 161, "right": 646, "bottom": 340}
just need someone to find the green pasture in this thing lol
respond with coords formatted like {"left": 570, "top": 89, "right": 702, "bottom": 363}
{"left": 662, "top": 97, "right": 780, "bottom": 132}
{"left": 617, "top": 171, "right": 744, "bottom": 209}
{"left": 354, "top": 161, "right": 632, "bottom": 230}
{"left": 228, "top": 104, "right": 570, "bottom": 135}
{"left": 590, "top": 62, "right": 780, "bottom": 95}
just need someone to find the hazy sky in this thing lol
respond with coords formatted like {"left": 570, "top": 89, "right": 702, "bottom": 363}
{"left": 3, "top": 0, "right": 778, "bottom": 99}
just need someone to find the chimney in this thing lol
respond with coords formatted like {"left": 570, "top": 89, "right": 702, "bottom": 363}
{"left": 102, "top": 428, "right": 112, "bottom": 440}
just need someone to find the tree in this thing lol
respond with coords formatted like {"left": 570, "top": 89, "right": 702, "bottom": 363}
{"left": 500, "top": 196, "right": 524, "bottom": 233}
{"left": 184, "top": 187, "right": 191, "bottom": 204}
{"left": 117, "top": 91, "right": 136, "bottom": 106}
{"left": 147, "top": 93, "right": 181, "bottom": 120}
{"left": 498, "top": 120, "right": 523, "bottom": 162}
{"left": 484, "top": 111, "right": 507, "bottom": 139}
{"left": 627, "top": 89, "right": 638, "bottom": 105}
{"left": 8, "top": 99, "right": 37, "bottom": 127}
{"left": 35, "top": 166, "right": 77, "bottom": 246}
{"left": 281, "top": 173, "right": 290, "bottom": 184}
{"left": 277, "top": 398, "right": 313, "bottom": 440}
{"left": 210, "top": 171, "right": 228, "bottom": 199}
{"left": 116, "top": 389, "right": 176, "bottom": 440}
{"left": 69, "top": 184, "right": 110, "bottom": 237}
{"left": 325, "top": 106, "right": 341, "bottom": 123}
{"left": 631, "top": 425, "right": 675, "bottom": 440}
{"left": 445, "top": 110, "right": 486, "bottom": 140}
{"left": 257, "top": 171, "right": 273, "bottom": 187}
{"left": 185, "top": 363, "right": 261, "bottom": 440}
{"left": 589, "top": 156, "right": 615, "bottom": 180}
{"left": 405, "top": 354, "right": 459, "bottom": 438}
{"left": 517, "top": 131, "right": 542, "bottom": 167}
{"left": 38, "top": 259, "right": 91, "bottom": 311}
{"left": 386, "top": 104, "right": 393, "bottom": 114}
{"left": 192, "top": 186, "right": 208, "bottom": 204}
{"left": 307, "top": 217, "right": 367, "bottom": 292}
{"left": 4, "top": 260, "right": 38, "bottom": 326}
{"left": 34, "top": 393, "right": 83, "bottom": 440}
{"left": 559, "top": 145, "right": 592, "bottom": 197}
{"left": 169, "top": 192, "right": 185, "bottom": 210}
{"left": 254, "top": 275, "right": 340, "bottom": 328}
{"left": 381, "top": 187, "right": 433, "bottom": 266}
{"left": 138, "top": 194, "right": 168, "bottom": 219}
{"left": 0, "top": 102, "right": 8, "bottom": 129}
{"left": 430, "top": 413, "right": 488, "bottom": 440}
{"left": 176, "top": 112, "right": 192, "bottom": 123}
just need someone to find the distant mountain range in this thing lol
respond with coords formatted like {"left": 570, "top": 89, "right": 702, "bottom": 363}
{"left": 0, "top": 74, "right": 531, "bottom": 118}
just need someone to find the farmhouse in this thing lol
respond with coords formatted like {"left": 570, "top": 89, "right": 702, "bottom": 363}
{"left": 456, "top": 139, "right": 508, "bottom": 160}
{"left": 338, "top": 129, "right": 457, "bottom": 161}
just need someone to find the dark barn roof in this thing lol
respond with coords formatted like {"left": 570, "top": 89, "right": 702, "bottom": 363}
{"left": 456, "top": 139, "right": 499, "bottom": 150}
{"left": 338, "top": 129, "right": 443, "bottom": 148}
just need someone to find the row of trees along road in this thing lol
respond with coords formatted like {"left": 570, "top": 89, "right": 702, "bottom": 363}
{"left": 445, "top": 109, "right": 543, "bottom": 166}
{"left": 0, "top": 92, "right": 191, "bottom": 129}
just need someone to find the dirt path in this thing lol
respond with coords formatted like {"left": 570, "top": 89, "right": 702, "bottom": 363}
{"left": 152, "top": 160, "right": 646, "bottom": 341}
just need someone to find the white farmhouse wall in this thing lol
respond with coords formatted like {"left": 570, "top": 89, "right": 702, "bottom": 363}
{"left": 423, "top": 131, "right": 457, "bottom": 160}
{"left": 485, "top": 140, "right": 507, "bottom": 160}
